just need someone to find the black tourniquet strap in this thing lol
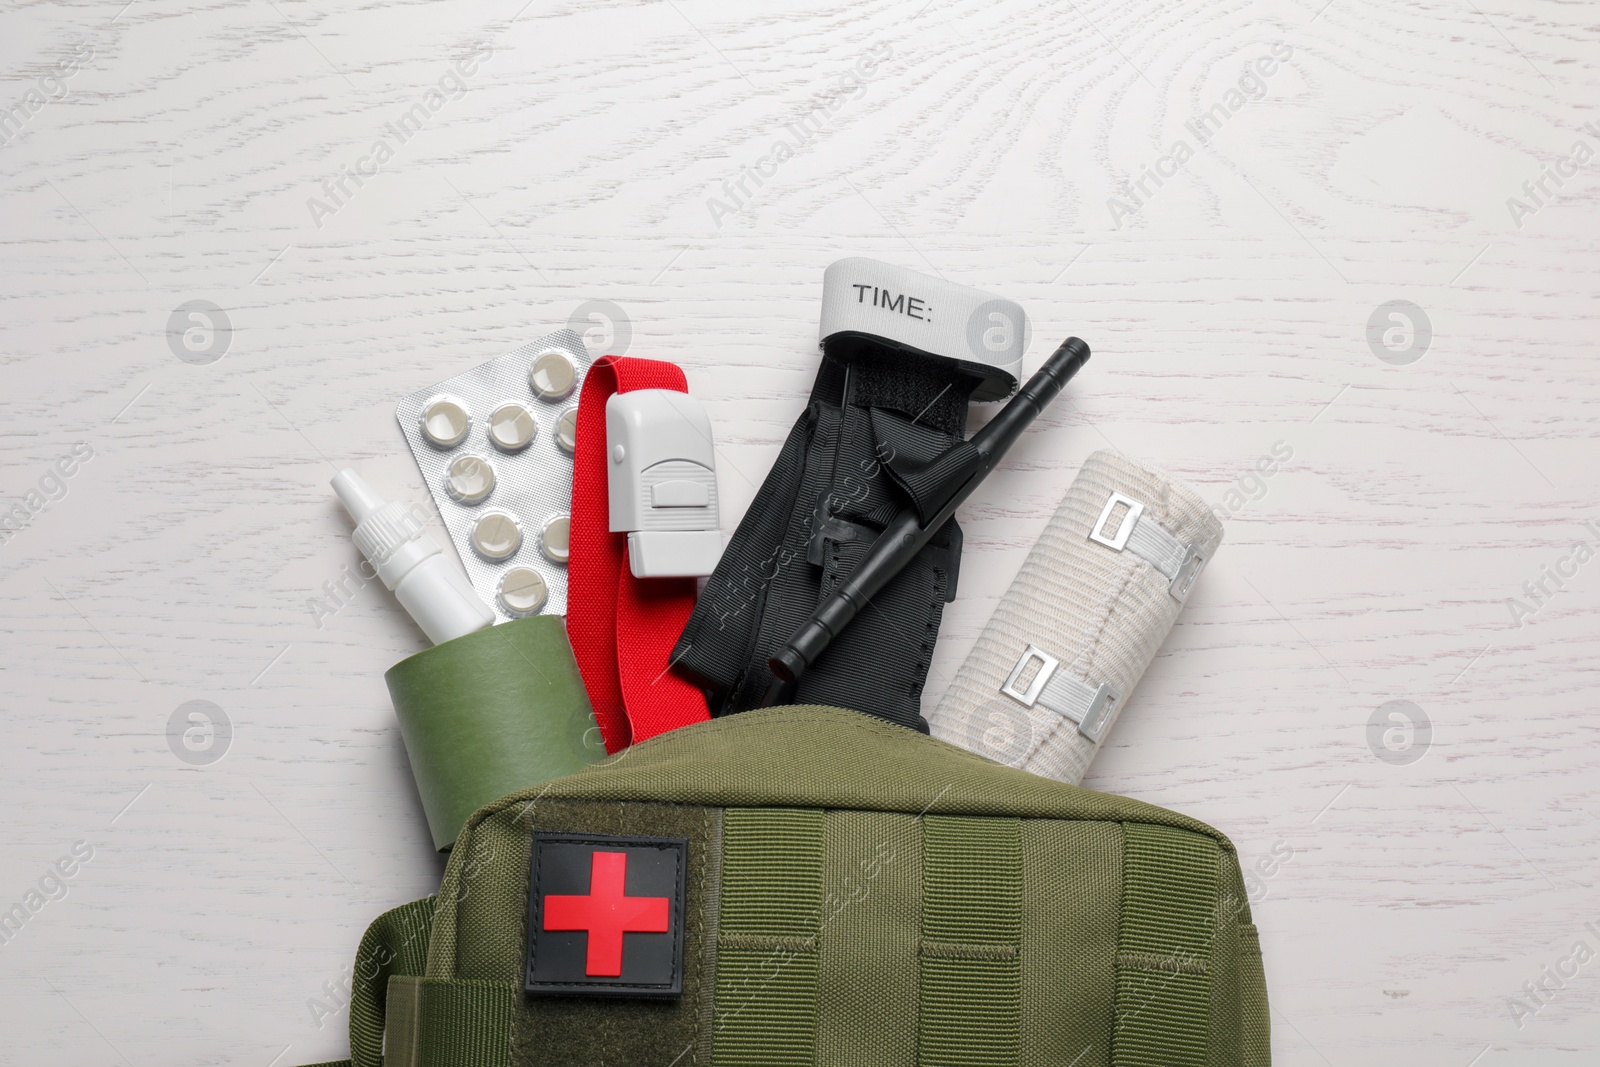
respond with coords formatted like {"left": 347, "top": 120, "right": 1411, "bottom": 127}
{"left": 671, "top": 345, "right": 982, "bottom": 731}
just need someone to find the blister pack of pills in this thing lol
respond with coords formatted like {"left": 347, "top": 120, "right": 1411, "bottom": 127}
{"left": 397, "top": 329, "right": 594, "bottom": 621}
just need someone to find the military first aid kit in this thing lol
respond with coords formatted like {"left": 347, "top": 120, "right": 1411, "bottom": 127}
{"left": 301, "top": 259, "right": 1270, "bottom": 1064}
{"left": 296, "top": 707, "right": 1269, "bottom": 1067}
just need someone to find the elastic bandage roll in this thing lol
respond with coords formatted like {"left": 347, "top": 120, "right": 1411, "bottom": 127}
{"left": 929, "top": 450, "right": 1223, "bottom": 784}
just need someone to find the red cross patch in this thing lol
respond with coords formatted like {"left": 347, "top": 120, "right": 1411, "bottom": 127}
{"left": 525, "top": 833, "right": 687, "bottom": 998}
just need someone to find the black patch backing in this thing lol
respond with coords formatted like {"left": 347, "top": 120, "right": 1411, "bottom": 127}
{"left": 525, "top": 832, "right": 688, "bottom": 998}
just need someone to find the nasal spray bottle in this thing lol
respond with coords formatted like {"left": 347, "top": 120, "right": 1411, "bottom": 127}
{"left": 334, "top": 470, "right": 601, "bottom": 851}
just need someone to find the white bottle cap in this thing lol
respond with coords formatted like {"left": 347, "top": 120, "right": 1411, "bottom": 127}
{"left": 332, "top": 469, "right": 496, "bottom": 645}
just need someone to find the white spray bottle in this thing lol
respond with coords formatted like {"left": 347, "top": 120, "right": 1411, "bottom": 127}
{"left": 331, "top": 469, "right": 495, "bottom": 644}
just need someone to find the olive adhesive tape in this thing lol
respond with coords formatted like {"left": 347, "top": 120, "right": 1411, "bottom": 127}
{"left": 396, "top": 329, "right": 594, "bottom": 621}
{"left": 384, "top": 615, "right": 604, "bottom": 851}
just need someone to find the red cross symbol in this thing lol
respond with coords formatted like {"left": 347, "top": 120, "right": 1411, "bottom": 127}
{"left": 542, "top": 851, "right": 671, "bottom": 977}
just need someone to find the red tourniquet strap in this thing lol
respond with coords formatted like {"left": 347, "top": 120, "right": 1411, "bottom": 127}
{"left": 568, "top": 355, "right": 711, "bottom": 754}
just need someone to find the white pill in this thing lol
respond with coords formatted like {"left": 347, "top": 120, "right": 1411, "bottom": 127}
{"left": 421, "top": 397, "right": 471, "bottom": 448}
{"left": 555, "top": 407, "right": 579, "bottom": 454}
{"left": 446, "top": 454, "right": 495, "bottom": 505}
{"left": 488, "top": 404, "right": 537, "bottom": 452}
{"left": 472, "top": 512, "right": 522, "bottom": 561}
{"left": 498, "top": 567, "right": 548, "bottom": 616}
{"left": 540, "top": 513, "right": 571, "bottom": 563}
{"left": 528, "top": 349, "right": 577, "bottom": 401}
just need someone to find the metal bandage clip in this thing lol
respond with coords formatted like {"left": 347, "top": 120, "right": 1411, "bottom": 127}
{"left": 1000, "top": 643, "right": 1120, "bottom": 743}
{"left": 1087, "top": 491, "right": 1206, "bottom": 602}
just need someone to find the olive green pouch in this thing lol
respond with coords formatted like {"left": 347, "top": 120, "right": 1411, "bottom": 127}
{"left": 385, "top": 616, "right": 604, "bottom": 851}
{"left": 304, "top": 706, "right": 1270, "bottom": 1066}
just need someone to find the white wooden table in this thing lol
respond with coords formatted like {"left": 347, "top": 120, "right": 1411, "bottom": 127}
{"left": 2, "top": 1, "right": 1596, "bottom": 1063}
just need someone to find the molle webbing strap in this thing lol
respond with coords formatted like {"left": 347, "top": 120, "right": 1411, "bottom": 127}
{"left": 816, "top": 811, "right": 921, "bottom": 1067}
{"left": 349, "top": 896, "right": 437, "bottom": 1067}
{"left": 713, "top": 808, "right": 824, "bottom": 1067}
{"left": 1113, "top": 823, "right": 1220, "bottom": 1067}
{"left": 919, "top": 815, "right": 1023, "bottom": 1067}
{"left": 382, "top": 976, "right": 517, "bottom": 1067}
{"left": 569, "top": 355, "right": 711, "bottom": 753}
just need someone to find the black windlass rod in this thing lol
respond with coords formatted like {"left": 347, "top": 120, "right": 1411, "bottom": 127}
{"left": 760, "top": 337, "right": 1091, "bottom": 708}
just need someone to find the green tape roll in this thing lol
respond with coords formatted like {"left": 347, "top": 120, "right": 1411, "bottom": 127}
{"left": 385, "top": 616, "right": 603, "bottom": 851}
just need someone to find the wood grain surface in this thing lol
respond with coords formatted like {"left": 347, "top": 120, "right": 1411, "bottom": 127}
{"left": 1, "top": 0, "right": 1596, "bottom": 1063}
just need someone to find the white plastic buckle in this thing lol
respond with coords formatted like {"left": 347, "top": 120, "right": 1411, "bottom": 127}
{"left": 1088, "top": 492, "right": 1143, "bottom": 552}
{"left": 1001, "top": 644, "right": 1058, "bottom": 707}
